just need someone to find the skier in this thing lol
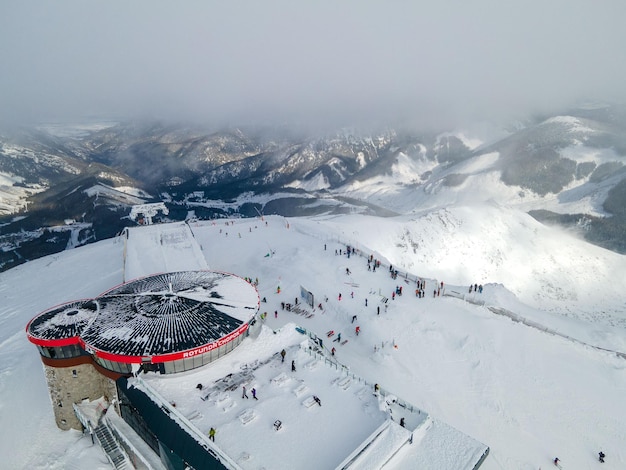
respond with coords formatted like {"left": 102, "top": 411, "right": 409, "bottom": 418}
{"left": 333, "top": 333, "right": 342, "bottom": 343}
{"left": 291, "top": 360, "right": 296, "bottom": 372}
{"left": 313, "top": 395, "right": 322, "bottom": 406}
{"left": 553, "top": 457, "right": 560, "bottom": 466}
{"left": 280, "top": 349, "right": 286, "bottom": 362}
{"left": 331, "top": 347, "right": 336, "bottom": 356}
{"left": 209, "top": 427, "right": 216, "bottom": 441}
{"left": 355, "top": 326, "right": 360, "bottom": 336}
{"left": 252, "top": 388, "right": 258, "bottom": 400}
{"left": 242, "top": 385, "right": 249, "bottom": 399}
{"left": 400, "top": 417, "right": 405, "bottom": 427}
{"left": 599, "top": 451, "right": 605, "bottom": 463}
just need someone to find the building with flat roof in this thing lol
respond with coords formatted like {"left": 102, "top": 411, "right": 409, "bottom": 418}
{"left": 25, "top": 222, "right": 489, "bottom": 469}
{"left": 26, "top": 270, "right": 260, "bottom": 430}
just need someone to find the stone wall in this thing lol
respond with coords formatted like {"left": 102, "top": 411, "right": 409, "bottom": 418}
{"left": 44, "top": 362, "right": 117, "bottom": 430}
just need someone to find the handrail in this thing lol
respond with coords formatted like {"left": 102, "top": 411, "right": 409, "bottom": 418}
{"left": 296, "top": 330, "right": 426, "bottom": 417}
{"left": 132, "top": 375, "right": 243, "bottom": 470}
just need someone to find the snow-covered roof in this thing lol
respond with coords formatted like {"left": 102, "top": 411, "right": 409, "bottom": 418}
{"left": 26, "top": 271, "right": 259, "bottom": 363}
{"left": 137, "top": 325, "right": 489, "bottom": 470}
{"left": 25, "top": 300, "right": 98, "bottom": 344}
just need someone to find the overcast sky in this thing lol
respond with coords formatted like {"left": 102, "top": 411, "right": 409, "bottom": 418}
{"left": 1, "top": 1, "right": 625, "bottom": 130}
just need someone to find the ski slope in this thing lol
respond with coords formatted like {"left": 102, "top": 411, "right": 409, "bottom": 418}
{"left": 123, "top": 222, "right": 208, "bottom": 281}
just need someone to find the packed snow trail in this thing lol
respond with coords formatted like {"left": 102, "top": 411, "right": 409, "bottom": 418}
{"left": 123, "top": 222, "right": 208, "bottom": 281}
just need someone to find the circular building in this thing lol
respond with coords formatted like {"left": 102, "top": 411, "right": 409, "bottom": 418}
{"left": 27, "top": 271, "right": 260, "bottom": 375}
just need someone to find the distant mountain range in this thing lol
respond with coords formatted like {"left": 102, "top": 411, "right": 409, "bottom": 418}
{"left": 1, "top": 104, "right": 625, "bottom": 271}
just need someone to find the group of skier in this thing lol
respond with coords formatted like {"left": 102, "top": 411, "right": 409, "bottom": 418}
{"left": 247, "top": 239, "right": 607, "bottom": 465}
{"left": 469, "top": 283, "right": 483, "bottom": 293}
{"left": 241, "top": 385, "right": 258, "bottom": 400}
{"left": 553, "top": 451, "right": 606, "bottom": 466}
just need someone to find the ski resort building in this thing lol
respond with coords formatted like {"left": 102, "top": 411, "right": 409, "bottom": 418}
{"left": 25, "top": 221, "right": 489, "bottom": 469}
{"left": 26, "top": 270, "right": 261, "bottom": 432}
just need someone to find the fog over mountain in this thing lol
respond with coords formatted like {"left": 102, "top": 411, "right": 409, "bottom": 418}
{"left": 1, "top": 1, "right": 625, "bottom": 129}
{"left": 1, "top": 5, "right": 626, "bottom": 468}
{"left": 1, "top": 103, "right": 626, "bottom": 274}
{"left": 1, "top": 2, "right": 626, "bottom": 272}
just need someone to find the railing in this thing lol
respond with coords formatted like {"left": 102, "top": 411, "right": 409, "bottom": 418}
{"left": 105, "top": 409, "right": 162, "bottom": 470}
{"left": 328, "top": 233, "right": 626, "bottom": 362}
{"left": 472, "top": 447, "right": 490, "bottom": 470}
{"left": 488, "top": 307, "right": 626, "bottom": 360}
{"left": 335, "top": 420, "right": 391, "bottom": 470}
{"left": 122, "top": 229, "right": 128, "bottom": 283}
{"left": 133, "top": 375, "right": 243, "bottom": 470}
{"left": 94, "top": 423, "right": 130, "bottom": 469}
{"left": 74, "top": 403, "right": 132, "bottom": 470}
{"left": 296, "top": 329, "right": 425, "bottom": 417}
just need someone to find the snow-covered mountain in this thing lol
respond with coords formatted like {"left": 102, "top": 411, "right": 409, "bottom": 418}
{"left": 1, "top": 213, "right": 625, "bottom": 469}
{"left": 1, "top": 105, "right": 625, "bottom": 272}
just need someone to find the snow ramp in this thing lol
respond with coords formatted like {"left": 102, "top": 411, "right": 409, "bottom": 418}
{"left": 384, "top": 417, "right": 489, "bottom": 470}
{"left": 337, "top": 420, "right": 409, "bottom": 470}
{"left": 123, "top": 222, "right": 208, "bottom": 281}
{"left": 339, "top": 416, "right": 488, "bottom": 470}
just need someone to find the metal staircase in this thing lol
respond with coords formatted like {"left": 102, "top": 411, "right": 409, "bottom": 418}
{"left": 73, "top": 402, "right": 133, "bottom": 470}
{"left": 93, "top": 421, "right": 131, "bottom": 469}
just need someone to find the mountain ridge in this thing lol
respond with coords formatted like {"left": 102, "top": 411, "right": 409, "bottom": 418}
{"left": 1, "top": 105, "right": 625, "bottom": 271}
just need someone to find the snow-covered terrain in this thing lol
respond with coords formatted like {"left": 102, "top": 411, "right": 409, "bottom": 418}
{"left": 1, "top": 210, "right": 625, "bottom": 469}
{"left": 0, "top": 171, "right": 42, "bottom": 215}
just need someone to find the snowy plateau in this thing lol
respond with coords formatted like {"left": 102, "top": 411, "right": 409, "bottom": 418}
{"left": 1, "top": 204, "right": 625, "bottom": 469}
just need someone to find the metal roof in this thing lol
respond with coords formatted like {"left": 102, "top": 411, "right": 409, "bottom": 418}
{"left": 26, "top": 271, "right": 259, "bottom": 363}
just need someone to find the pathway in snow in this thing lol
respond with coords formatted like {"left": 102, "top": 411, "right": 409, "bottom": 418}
{"left": 488, "top": 306, "right": 626, "bottom": 360}
{"left": 123, "top": 221, "right": 208, "bottom": 281}
{"left": 326, "top": 234, "right": 626, "bottom": 361}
